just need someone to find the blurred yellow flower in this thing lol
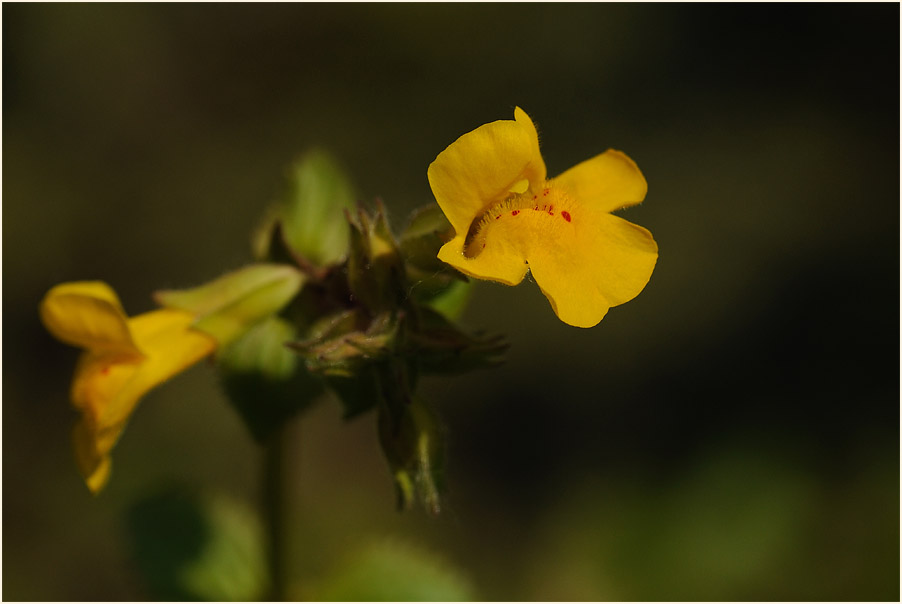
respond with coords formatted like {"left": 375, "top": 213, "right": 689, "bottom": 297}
{"left": 40, "top": 282, "right": 216, "bottom": 493}
{"left": 428, "top": 107, "right": 657, "bottom": 328}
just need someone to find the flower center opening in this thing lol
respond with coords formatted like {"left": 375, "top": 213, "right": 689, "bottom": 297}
{"left": 462, "top": 181, "right": 574, "bottom": 258}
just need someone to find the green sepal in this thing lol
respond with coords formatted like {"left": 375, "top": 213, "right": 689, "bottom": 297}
{"left": 346, "top": 203, "right": 407, "bottom": 313}
{"left": 288, "top": 310, "right": 399, "bottom": 378}
{"left": 399, "top": 205, "right": 455, "bottom": 274}
{"left": 324, "top": 368, "right": 382, "bottom": 419}
{"left": 378, "top": 396, "right": 444, "bottom": 515}
{"left": 218, "top": 316, "right": 322, "bottom": 442}
{"left": 252, "top": 150, "right": 356, "bottom": 266}
{"left": 400, "top": 205, "right": 472, "bottom": 318}
{"left": 155, "top": 264, "right": 305, "bottom": 348}
{"left": 408, "top": 305, "right": 508, "bottom": 375}
{"left": 416, "top": 277, "right": 473, "bottom": 321}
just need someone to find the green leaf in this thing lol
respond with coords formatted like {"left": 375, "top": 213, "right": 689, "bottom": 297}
{"left": 155, "top": 264, "right": 305, "bottom": 347}
{"left": 127, "top": 487, "right": 269, "bottom": 602}
{"left": 313, "top": 539, "right": 474, "bottom": 601}
{"left": 218, "top": 316, "right": 322, "bottom": 442}
{"left": 253, "top": 150, "right": 356, "bottom": 266}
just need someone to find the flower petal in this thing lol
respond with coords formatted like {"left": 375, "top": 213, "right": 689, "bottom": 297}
{"left": 70, "top": 351, "right": 141, "bottom": 417}
{"left": 527, "top": 212, "right": 658, "bottom": 328}
{"left": 554, "top": 149, "right": 648, "bottom": 214}
{"left": 437, "top": 234, "right": 529, "bottom": 286}
{"left": 72, "top": 418, "right": 113, "bottom": 494}
{"left": 428, "top": 107, "right": 546, "bottom": 237}
{"left": 40, "top": 282, "right": 142, "bottom": 357}
{"left": 68, "top": 310, "right": 214, "bottom": 493}
{"left": 94, "top": 308, "right": 216, "bottom": 427}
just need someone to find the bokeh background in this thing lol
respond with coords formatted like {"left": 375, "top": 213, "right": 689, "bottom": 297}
{"left": 4, "top": 3, "right": 899, "bottom": 601}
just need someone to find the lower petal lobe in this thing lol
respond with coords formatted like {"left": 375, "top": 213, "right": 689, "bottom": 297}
{"left": 528, "top": 212, "right": 658, "bottom": 328}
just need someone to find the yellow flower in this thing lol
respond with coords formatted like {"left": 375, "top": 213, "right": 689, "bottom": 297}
{"left": 40, "top": 282, "right": 216, "bottom": 493}
{"left": 428, "top": 107, "right": 658, "bottom": 328}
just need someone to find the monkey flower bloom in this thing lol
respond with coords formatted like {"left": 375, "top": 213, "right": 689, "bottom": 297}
{"left": 428, "top": 107, "right": 657, "bottom": 328}
{"left": 40, "top": 282, "right": 216, "bottom": 493}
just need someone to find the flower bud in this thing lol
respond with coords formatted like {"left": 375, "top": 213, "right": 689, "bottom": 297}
{"left": 346, "top": 203, "right": 406, "bottom": 313}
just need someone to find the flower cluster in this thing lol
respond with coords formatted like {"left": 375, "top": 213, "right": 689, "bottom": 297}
{"left": 41, "top": 110, "right": 657, "bottom": 509}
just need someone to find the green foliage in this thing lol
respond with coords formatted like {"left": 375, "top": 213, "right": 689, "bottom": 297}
{"left": 271, "top": 202, "right": 506, "bottom": 512}
{"left": 158, "top": 155, "right": 506, "bottom": 514}
{"left": 346, "top": 202, "right": 407, "bottom": 313}
{"left": 398, "top": 204, "right": 453, "bottom": 275}
{"left": 532, "top": 445, "right": 830, "bottom": 601}
{"left": 408, "top": 305, "right": 507, "bottom": 375}
{"left": 127, "top": 487, "right": 269, "bottom": 602}
{"left": 218, "top": 316, "right": 323, "bottom": 442}
{"left": 312, "top": 540, "right": 474, "bottom": 601}
{"left": 421, "top": 277, "right": 473, "bottom": 321}
{"left": 155, "top": 264, "right": 305, "bottom": 347}
{"left": 290, "top": 309, "right": 397, "bottom": 379}
{"left": 378, "top": 396, "right": 444, "bottom": 514}
{"left": 400, "top": 204, "right": 471, "bottom": 319}
{"left": 253, "top": 150, "right": 357, "bottom": 267}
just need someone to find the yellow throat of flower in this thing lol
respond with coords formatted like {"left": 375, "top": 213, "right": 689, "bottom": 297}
{"left": 463, "top": 180, "right": 575, "bottom": 259}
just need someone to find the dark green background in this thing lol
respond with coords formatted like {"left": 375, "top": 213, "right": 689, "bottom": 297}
{"left": 4, "top": 4, "right": 899, "bottom": 600}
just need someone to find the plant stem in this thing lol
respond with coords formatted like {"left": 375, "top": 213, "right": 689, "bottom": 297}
{"left": 264, "top": 422, "right": 288, "bottom": 601}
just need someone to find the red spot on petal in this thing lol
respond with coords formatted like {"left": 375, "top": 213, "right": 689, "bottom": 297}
{"left": 543, "top": 189, "right": 550, "bottom": 196}
{"left": 532, "top": 195, "right": 537, "bottom": 200}
{"left": 101, "top": 366, "right": 111, "bottom": 375}
{"left": 511, "top": 210, "right": 520, "bottom": 216}
{"left": 495, "top": 215, "right": 501, "bottom": 220}
{"left": 561, "top": 211, "right": 572, "bottom": 222}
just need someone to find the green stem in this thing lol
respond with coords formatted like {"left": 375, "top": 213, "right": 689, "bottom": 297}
{"left": 264, "top": 422, "right": 288, "bottom": 601}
